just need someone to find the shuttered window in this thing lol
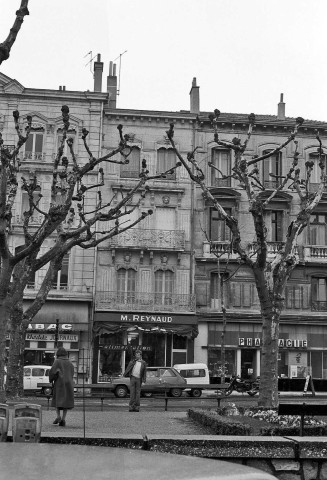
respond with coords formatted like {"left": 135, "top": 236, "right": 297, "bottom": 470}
{"left": 121, "top": 147, "right": 140, "bottom": 178}
{"left": 271, "top": 210, "right": 283, "bottom": 242}
{"left": 157, "top": 148, "right": 176, "bottom": 179}
{"left": 117, "top": 268, "right": 136, "bottom": 303}
{"left": 262, "top": 150, "right": 282, "bottom": 188}
{"left": 155, "top": 270, "right": 174, "bottom": 305}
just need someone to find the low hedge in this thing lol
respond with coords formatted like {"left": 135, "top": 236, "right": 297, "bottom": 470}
{"left": 188, "top": 408, "right": 327, "bottom": 436}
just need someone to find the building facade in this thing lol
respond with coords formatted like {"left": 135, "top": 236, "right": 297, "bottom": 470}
{"left": 0, "top": 65, "right": 107, "bottom": 381}
{"left": 2, "top": 59, "right": 327, "bottom": 384}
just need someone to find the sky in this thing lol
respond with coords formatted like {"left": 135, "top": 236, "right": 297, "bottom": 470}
{"left": 0, "top": 0, "right": 326, "bottom": 121}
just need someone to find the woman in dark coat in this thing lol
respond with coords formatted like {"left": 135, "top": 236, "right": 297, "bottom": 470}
{"left": 49, "top": 347, "right": 74, "bottom": 427}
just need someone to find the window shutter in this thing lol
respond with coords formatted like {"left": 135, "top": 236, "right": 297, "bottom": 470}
{"left": 302, "top": 284, "right": 309, "bottom": 309}
{"left": 285, "top": 286, "right": 294, "bottom": 308}
{"left": 251, "top": 284, "right": 260, "bottom": 308}
{"left": 232, "top": 283, "right": 241, "bottom": 307}
{"left": 276, "top": 211, "right": 283, "bottom": 242}
{"left": 294, "top": 286, "right": 301, "bottom": 309}
{"left": 242, "top": 283, "right": 251, "bottom": 307}
{"left": 177, "top": 270, "right": 189, "bottom": 295}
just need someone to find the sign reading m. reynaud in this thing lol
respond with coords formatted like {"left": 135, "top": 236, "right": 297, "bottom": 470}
{"left": 121, "top": 314, "right": 173, "bottom": 323}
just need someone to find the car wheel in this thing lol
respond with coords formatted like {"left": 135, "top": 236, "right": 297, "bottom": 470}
{"left": 169, "top": 388, "right": 182, "bottom": 398}
{"left": 190, "top": 388, "right": 202, "bottom": 398}
{"left": 141, "top": 392, "right": 153, "bottom": 398}
{"left": 42, "top": 387, "right": 52, "bottom": 396}
{"left": 114, "top": 385, "right": 128, "bottom": 398}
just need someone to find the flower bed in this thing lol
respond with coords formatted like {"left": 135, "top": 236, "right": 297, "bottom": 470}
{"left": 188, "top": 403, "right": 327, "bottom": 436}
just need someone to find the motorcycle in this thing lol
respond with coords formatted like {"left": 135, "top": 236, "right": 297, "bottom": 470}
{"left": 225, "top": 375, "right": 260, "bottom": 396}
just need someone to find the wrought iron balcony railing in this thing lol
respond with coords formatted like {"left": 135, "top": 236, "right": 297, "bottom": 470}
{"left": 311, "top": 301, "right": 327, "bottom": 312}
{"left": 95, "top": 291, "right": 196, "bottom": 312}
{"left": 19, "top": 151, "right": 45, "bottom": 161}
{"left": 109, "top": 228, "right": 185, "bottom": 250}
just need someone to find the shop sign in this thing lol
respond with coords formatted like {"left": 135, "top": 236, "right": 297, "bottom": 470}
{"left": 120, "top": 314, "right": 173, "bottom": 324}
{"left": 26, "top": 323, "right": 73, "bottom": 331}
{"left": 238, "top": 337, "right": 308, "bottom": 348}
{"left": 26, "top": 333, "right": 78, "bottom": 342}
{"left": 102, "top": 344, "right": 152, "bottom": 351}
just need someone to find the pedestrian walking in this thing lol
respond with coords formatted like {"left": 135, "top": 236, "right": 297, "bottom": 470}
{"left": 49, "top": 347, "right": 74, "bottom": 426}
{"left": 124, "top": 349, "right": 147, "bottom": 412}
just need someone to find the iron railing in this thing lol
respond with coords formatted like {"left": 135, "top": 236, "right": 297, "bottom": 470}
{"left": 95, "top": 291, "right": 196, "bottom": 312}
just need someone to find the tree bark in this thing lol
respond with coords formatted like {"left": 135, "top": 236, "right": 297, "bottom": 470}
{"left": 6, "top": 302, "right": 26, "bottom": 399}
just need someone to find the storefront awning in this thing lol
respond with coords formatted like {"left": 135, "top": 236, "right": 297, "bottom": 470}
{"left": 93, "top": 321, "right": 198, "bottom": 339}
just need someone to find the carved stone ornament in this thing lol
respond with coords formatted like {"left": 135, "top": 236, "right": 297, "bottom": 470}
{"left": 162, "top": 195, "right": 170, "bottom": 205}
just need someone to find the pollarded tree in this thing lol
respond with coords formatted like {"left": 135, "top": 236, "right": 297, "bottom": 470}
{"left": 0, "top": 0, "right": 29, "bottom": 65}
{"left": 167, "top": 112, "right": 326, "bottom": 408}
{"left": 1, "top": 106, "right": 180, "bottom": 400}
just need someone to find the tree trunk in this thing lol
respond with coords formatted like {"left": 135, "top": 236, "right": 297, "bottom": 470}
{"left": 259, "top": 310, "right": 280, "bottom": 407}
{"left": 6, "top": 302, "right": 25, "bottom": 399}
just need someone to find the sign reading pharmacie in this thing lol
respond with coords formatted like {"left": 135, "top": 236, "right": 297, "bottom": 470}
{"left": 108, "top": 313, "right": 196, "bottom": 325}
{"left": 238, "top": 337, "right": 308, "bottom": 348}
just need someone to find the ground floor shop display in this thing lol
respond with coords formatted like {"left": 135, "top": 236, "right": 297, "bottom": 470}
{"left": 93, "top": 312, "right": 197, "bottom": 383}
{"left": 196, "top": 320, "right": 327, "bottom": 380}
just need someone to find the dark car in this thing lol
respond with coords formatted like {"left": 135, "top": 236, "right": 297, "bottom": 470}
{"left": 110, "top": 366, "right": 187, "bottom": 398}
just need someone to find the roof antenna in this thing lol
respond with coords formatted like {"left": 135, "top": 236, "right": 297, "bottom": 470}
{"left": 84, "top": 51, "right": 97, "bottom": 76}
{"left": 114, "top": 50, "right": 127, "bottom": 97}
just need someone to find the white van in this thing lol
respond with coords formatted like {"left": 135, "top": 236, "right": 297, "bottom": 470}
{"left": 173, "top": 363, "right": 210, "bottom": 397}
{"left": 23, "top": 365, "right": 52, "bottom": 395}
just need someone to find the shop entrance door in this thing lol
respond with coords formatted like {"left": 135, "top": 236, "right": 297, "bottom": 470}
{"left": 241, "top": 349, "right": 256, "bottom": 379}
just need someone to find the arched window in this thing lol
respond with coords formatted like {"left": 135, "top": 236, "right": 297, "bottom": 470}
{"left": 121, "top": 147, "right": 140, "bottom": 178}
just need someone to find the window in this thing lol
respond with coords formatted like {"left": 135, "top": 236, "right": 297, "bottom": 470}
{"left": 117, "top": 268, "right": 136, "bottom": 303}
{"left": 155, "top": 270, "right": 174, "bottom": 305}
{"left": 52, "top": 254, "right": 69, "bottom": 290}
{"left": 309, "top": 213, "right": 327, "bottom": 245}
{"left": 312, "top": 277, "right": 327, "bottom": 311}
{"left": 308, "top": 152, "right": 327, "bottom": 187}
{"left": 26, "top": 270, "right": 36, "bottom": 289}
{"left": 24, "top": 130, "right": 44, "bottom": 160}
{"left": 210, "top": 273, "right": 229, "bottom": 307}
{"left": 157, "top": 148, "right": 176, "bottom": 179}
{"left": 56, "top": 131, "right": 75, "bottom": 160}
{"left": 210, "top": 207, "right": 231, "bottom": 242}
{"left": 262, "top": 150, "right": 282, "bottom": 188}
{"left": 32, "top": 368, "right": 45, "bottom": 376}
{"left": 21, "top": 190, "right": 42, "bottom": 224}
{"left": 271, "top": 210, "right": 283, "bottom": 242}
{"left": 121, "top": 147, "right": 140, "bottom": 178}
{"left": 211, "top": 149, "right": 231, "bottom": 187}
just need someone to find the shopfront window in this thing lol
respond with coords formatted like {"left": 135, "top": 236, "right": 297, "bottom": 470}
{"left": 142, "top": 332, "right": 166, "bottom": 366}
{"left": 98, "top": 333, "right": 124, "bottom": 381}
{"left": 208, "top": 349, "right": 236, "bottom": 379}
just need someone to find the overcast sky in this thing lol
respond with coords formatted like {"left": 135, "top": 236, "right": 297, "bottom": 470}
{"left": 1, "top": 0, "right": 326, "bottom": 121}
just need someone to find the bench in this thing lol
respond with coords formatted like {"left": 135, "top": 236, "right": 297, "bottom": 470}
{"left": 278, "top": 402, "right": 327, "bottom": 436}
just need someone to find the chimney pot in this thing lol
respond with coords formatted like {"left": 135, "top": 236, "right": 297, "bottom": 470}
{"left": 113, "top": 63, "right": 117, "bottom": 76}
{"left": 190, "top": 77, "right": 200, "bottom": 114}
{"left": 277, "top": 93, "right": 285, "bottom": 120}
{"left": 94, "top": 53, "right": 104, "bottom": 92}
{"left": 63, "top": 86, "right": 66, "bottom": 91}
{"left": 109, "top": 61, "right": 113, "bottom": 76}
{"left": 59, "top": 86, "right": 62, "bottom": 91}
{"left": 107, "top": 60, "right": 117, "bottom": 109}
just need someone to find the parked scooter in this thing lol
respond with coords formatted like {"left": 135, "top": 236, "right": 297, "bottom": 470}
{"left": 225, "top": 375, "right": 260, "bottom": 396}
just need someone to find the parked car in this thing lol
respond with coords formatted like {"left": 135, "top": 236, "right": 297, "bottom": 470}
{"left": 173, "top": 363, "right": 210, "bottom": 397}
{"left": 109, "top": 366, "right": 187, "bottom": 398}
{"left": 23, "top": 365, "right": 52, "bottom": 395}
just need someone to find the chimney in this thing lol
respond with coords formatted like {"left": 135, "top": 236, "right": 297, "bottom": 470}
{"left": 190, "top": 77, "right": 200, "bottom": 114}
{"left": 94, "top": 53, "right": 103, "bottom": 92}
{"left": 277, "top": 93, "right": 285, "bottom": 120}
{"left": 107, "top": 60, "right": 117, "bottom": 109}
{"left": 59, "top": 86, "right": 62, "bottom": 91}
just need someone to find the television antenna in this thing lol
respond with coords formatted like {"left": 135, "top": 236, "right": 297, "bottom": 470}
{"left": 84, "top": 51, "right": 97, "bottom": 76}
{"left": 114, "top": 50, "right": 127, "bottom": 97}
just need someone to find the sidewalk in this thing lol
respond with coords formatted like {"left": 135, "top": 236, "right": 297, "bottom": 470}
{"left": 8, "top": 407, "right": 212, "bottom": 438}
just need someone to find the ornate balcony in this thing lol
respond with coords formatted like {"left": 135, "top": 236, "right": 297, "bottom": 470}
{"left": 19, "top": 151, "right": 45, "bottom": 161}
{"left": 304, "top": 246, "right": 327, "bottom": 262}
{"left": 95, "top": 291, "right": 196, "bottom": 313}
{"left": 109, "top": 228, "right": 185, "bottom": 250}
{"left": 249, "top": 242, "right": 298, "bottom": 257}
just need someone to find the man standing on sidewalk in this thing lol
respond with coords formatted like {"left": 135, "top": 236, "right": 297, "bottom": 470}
{"left": 124, "top": 349, "right": 147, "bottom": 412}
